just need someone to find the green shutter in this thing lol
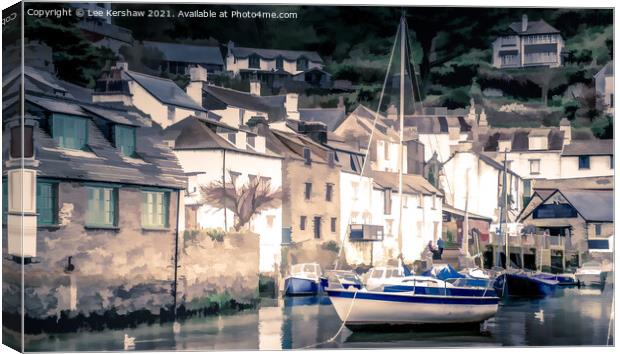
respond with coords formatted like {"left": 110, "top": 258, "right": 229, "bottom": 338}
{"left": 141, "top": 190, "right": 170, "bottom": 228}
{"left": 36, "top": 181, "right": 57, "bottom": 225}
{"left": 53, "top": 114, "right": 88, "bottom": 150}
{"left": 115, "top": 125, "right": 136, "bottom": 157}
{"left": 86, "top": 186, "right": 117, "bottom": 227}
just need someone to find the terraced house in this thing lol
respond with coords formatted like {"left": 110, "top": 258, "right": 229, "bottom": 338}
{"left": 2, "top": 66, "right": 186, "bottom": 324}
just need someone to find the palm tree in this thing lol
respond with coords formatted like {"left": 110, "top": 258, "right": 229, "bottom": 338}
{"left": 200, "top": 171, "right": 284, "bottom": 232}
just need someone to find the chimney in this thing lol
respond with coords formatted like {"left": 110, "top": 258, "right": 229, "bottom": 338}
{"left": 250, "top": 78, "right": 261, "bottom": 96}
{"left": 559, "top": 118, "right": 572, "bottom": 146}
{"left": 92, "top": 63, "right": 132, "bottom": 105}
{"left": 478, "top": 108, "right": 489, "bottom": 134}
{"left": 285, "top": 93, "right": 299, "bottom": 120}
{"left": 521, "top": 14, "right": 528, "bottom": 32}
{"left": 387, "top": 104, "right": 398, "bottom": 121}
{"left": 186, "top": 66, "right": 208, "bottom": 106}
{"left": 337, "top": 96, "right": 345, "bottom": 109}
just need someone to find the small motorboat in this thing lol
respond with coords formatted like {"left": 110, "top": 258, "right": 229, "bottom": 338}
{"left": 493, "top": 270, "right": 558, "bottom": 297}
{"left": 575, "top": 261, "right": 605, "bottom": 287}
{"left": 283, "top": 263, "right": 322, "bottom": 296}
{"left": 533, "top": 272, "right": 579, "bottom": 286}
{"left": 320, "top": 270, "right": 363, "bottom": 291}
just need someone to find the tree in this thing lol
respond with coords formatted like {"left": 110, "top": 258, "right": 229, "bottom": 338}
{"left": 200, "top": 172, "right": 284, "bottom": 232}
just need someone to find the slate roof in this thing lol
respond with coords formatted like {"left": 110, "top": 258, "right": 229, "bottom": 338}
{"left": 123, "top": 70, "right": 206, "bottom": 112}
{"left": 369, "top": 170, "right": 443, "bottom": 196}
{"left": 560, "top": 189, "right": 613, "bottom": 222}
{"left": 142, "top": 41, "right": 224, "bottom": 66}
{"left": 507, "top": 19, "right": 561, "bottom": 35}
{"left": 595, "top": 61, "right": 613, "bottom": 78}
{"left": 229, "top": 46, "right": 323, "bottom": 63}
{"left": 19, "top": 92, "right": 187, "bottom": 189}
{"left": 561, "top": 139, "right": 613, "bottom": 156}
{"left": 481, "top": 128, "right": 565, "bottom": 152}
{"left": 299, "top": 107, "right": 346, "bottom": 131}
{"left": 204, "top": 84, "right": 287, "bottom": 121}
{"left": 442, "top": 204, "right": 492, "bottom": 222}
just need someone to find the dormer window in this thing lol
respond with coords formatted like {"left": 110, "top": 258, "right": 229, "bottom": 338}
{"left": 249, "top": 54, "right": 260, "bottom": 69}
{"left": 114, "top": 124, "right": 136, "bottom": 157}
{"left": 52, "top": 114, "right": 88, "bottom": 150}
{"left": 296, "top": 57, "right": 308, "bottom": 71}
{"left": 275, "top": 56, "right": 284, "bottom": 70}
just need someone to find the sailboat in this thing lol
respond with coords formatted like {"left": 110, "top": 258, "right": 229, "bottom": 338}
{"left": 491, "top": 150, "right": 559, "bottom": 298}
{"left": 326, "top": 14, "right": 499, "bottom": 329}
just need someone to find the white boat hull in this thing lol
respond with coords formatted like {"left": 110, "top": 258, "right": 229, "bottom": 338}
{"left": 327, "top": 289, "right": 499, "bottom": 327}
{"left": 576, "top": 272, "right": 604, "bottom": 286}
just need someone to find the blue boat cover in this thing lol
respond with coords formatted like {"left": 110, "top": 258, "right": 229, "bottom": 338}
{"left": 422, "top": 264, "right": 466, "bottom": 281}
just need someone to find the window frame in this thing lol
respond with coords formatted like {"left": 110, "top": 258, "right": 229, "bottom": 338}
{"left": 300, "top": 215, "right": 307, "bottom": 230}
{"left": 330, "top": 217, "right": 337, "bottom": 233}
{"left": 304, "top": 182, "right": 312, "bottom": 200}
{"left": 114, "top": 124, "right": 137, "bottom": 157}
{"left": 313, "top": 216, "right": 322, "bottom": 239}
{"left": 52, "top": 113, "right": 89, "bottom": 150}
{"left": 529, "top": 159, "right": 541, "bottom": 175}
{"left": 325, "top": 183, "right": 333, "bottom": 202}
{"left": 578, "top": 155, "right": 591, "bottom": 170}
{"left": 37, "top": 179, "right": 59, "bottom": 226}
{"left": 85, "top": 185, "right": 118, "bottom": 228}
{"left": 141, "top": 189, "right": 171, "bottom": 229}
{"left": 10, "top": 125, "right": 34, "bottom": 159}
{"left": 296, "top": 57, "right": 309, "bottom": 71}
{"left": 248, "top": 54, "right": 261, "bottom": 69}
{"left": 275, "top": 56, "right": 284, "bottom": 70}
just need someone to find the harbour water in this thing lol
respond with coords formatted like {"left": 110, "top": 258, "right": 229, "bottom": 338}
{"left": 22, "top": 280, "right": 614, "bottom": 351}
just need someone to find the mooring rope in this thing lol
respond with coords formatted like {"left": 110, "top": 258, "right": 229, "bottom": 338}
{"left": 298, "top": 290, "right": 359, "bottom": 349}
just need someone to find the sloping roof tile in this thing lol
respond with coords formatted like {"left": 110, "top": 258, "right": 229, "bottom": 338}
{"left": 508, "top": 19, "right": 561, "bottom": 35}
{"left": 204, "top": 85, "right": 286, "bottom": 122}
{"left": 230, "top": 47, "right": 323, "bottom": 63}
{"left": 299, "top": 108, "right": 346, "bottom": 131}
{"left": 143, "top": 41, "right": 224, "bottom": 66}
{"left": 561, "top": 139, "right": 613, "bottom": 156}
{"left": 561, "top": 189, "right": 613, "bottom": 222}
{"left": 123, "top": 70, "right": 205, "bottom": 111}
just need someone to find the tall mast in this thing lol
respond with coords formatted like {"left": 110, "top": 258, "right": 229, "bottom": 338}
{"left": 397, "top": 14, "right": 406, "bottom": 260}
{"left": 462, "top": 168, "right": 470, "bottom": 257}
{"left": 503, "top": 148, "right": 509, "bottom": 269}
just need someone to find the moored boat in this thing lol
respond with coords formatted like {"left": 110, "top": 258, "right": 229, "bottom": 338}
{"left": 284, "top": 263, "right": 322, "bottom": 296}
{"left": 320, "top": 270, "right": 363, "bottom": 291}
{"left": 326, "top": 287, "right": 499, "bottom": 330}
{"left": 575, "top": 261, "right": 605, "bottom": 287}
{"left": 533, "top": 272, "right": 579, "bottom": 286}
{"left": 493, "top": 271, "right": 558, "bottom": 297}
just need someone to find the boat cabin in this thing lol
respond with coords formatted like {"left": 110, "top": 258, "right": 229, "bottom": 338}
{"left": 289, "top": 263, "right": 322, "bottom": 280}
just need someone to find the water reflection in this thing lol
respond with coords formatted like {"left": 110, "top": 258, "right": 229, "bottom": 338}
{"left": 22, "top": 280, "right": 613, "bottom": 351}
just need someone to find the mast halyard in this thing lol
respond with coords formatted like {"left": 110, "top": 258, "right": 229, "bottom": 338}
{"left": 397, "top": 14, "right": 406, "bottom": 263}
{"left": 503, "top": 148, "right": 509, "bottom": 270}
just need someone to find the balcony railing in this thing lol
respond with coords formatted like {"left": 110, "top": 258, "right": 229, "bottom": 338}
{"left": 349, "top": 224, "right": 384, "bottom": 242}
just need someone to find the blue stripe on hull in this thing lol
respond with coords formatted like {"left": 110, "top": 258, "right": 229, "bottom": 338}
{"left": 284, "top": 277, "right": 319, "bottom": 296}
{"left": 383, "top": 285, "right": 497, "bottom": 298}
{"left": 326, "top": 289, "right": 499, "bottom": 305}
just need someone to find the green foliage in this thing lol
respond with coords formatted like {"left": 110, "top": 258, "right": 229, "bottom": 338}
{"left": 591, "top": 115, "right": 613, "bottom": 139}
{"left": 206, "top": 228, "right": 226, "bottom": 242}
{"left": 321, "top": 240, "right": 340, "bottom": 253}
{"left": 118, "top": 44, "right": 165, "bottom": 75}
{"left": 24, "top": 3, "right": 117, "bottom": 88}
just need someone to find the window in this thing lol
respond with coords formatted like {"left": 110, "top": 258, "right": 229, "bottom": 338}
{"left": 383, "top": 141, "right": 390, "bottom": 160}
{"left": 595, "top": 224, "right": 602, "bottom": 236}
{"left": 529, "top": 159, "right": 540, "bottom": 174}
{"left": 249, "top": 54, "right": 260, "bottom": 69}
{"left": 142, "top": 190, "right": 169, "bottom": 228}
{"left": 300, "top": 216, "right": 307, "bottom": 230}
{"left": 610, "top": 93, "right": 614, "bottom": 108}
{"left": 275, "top": 56, "right": 284, "bottom": 70}
{"left": 432, "top": 194, "right": 437, "bottom": 209}
{"left": 610, "top": 156, "right": 614, "bottom": 169}
{"left": 330, "top": 217, "right": 337, "bottom": 233}
{"left": 86, "top": 186, "right": 117, "bottom": 227}
{"left": 167, "top": 106, "right": 175, "bottom": 120}
{"left": 325, "top": 183, "right": 333, "bottom": 202}
{"left": 578, "top": 156, "right": 590, "bottom": 170}
{"left": 304, "top": 182, "right": 312, "bottom": 200}
{"left": 10, "top": 126, "right": 34, "bottom": 158}
{"left": 248, "top": 174, "right": 258, "bottom": 185}
{"left": 37, "top": 181, "right": 58, "bottom": 225}
{"left": 384, "top": 188, "right": 392, "bottom": 215}
{"left": 114, "top": 125, "right": 136, "bottom": 157}
{"left": 229, "top": 171, "right": 241, "bottom": 185}
{"left": 52, "top": 114, "right": 88, "bottom": 150}
{"left": 417, "top": 193, "right": 424, "bottom": 208}
{"left": 327, "top": 151, "right": 336, "bottom": 168}
{"left": 303, "top": 148, "right": 311, "bottom": 165}
{"left": 296, "top": 57, "right": 308, "bottom": 71}
{"left": 313, "top": 216, "right": 321, "bottom": 238}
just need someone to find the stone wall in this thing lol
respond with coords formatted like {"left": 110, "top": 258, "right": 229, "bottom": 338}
{"left": 2, "top": 182, "right": 181, "bottom": 330}
{"left": 179, "top": 229, "right": 260, "bottom": 311}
